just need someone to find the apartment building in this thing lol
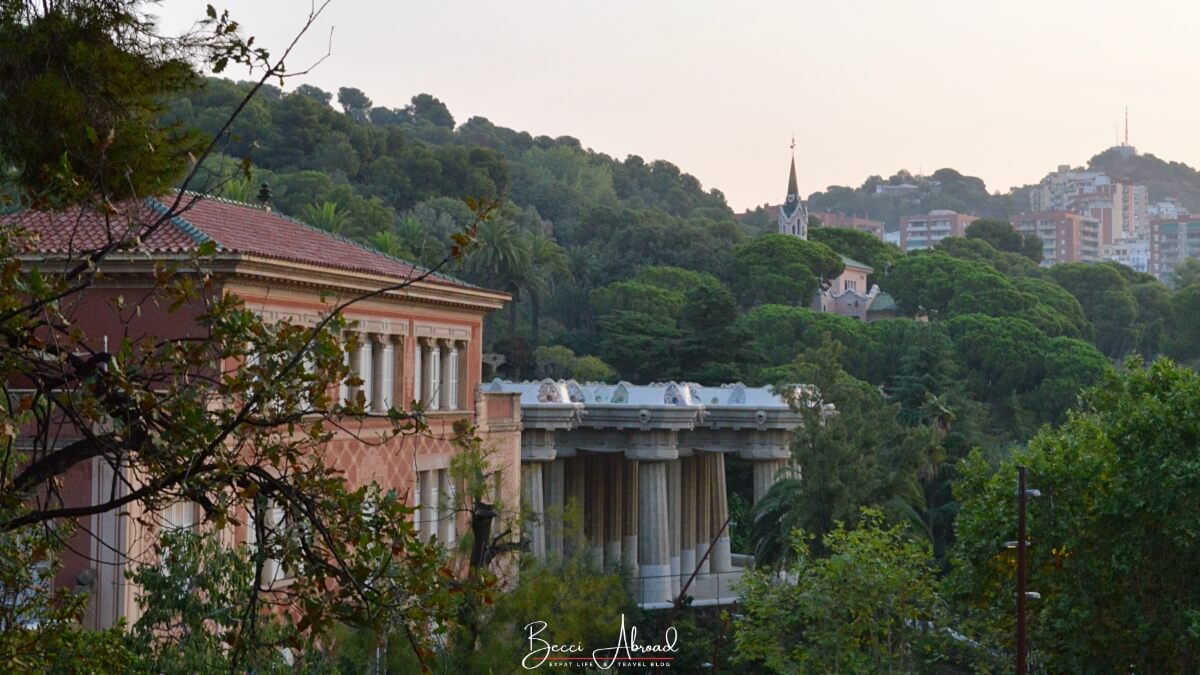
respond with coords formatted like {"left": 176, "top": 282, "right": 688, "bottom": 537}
{"left": 1011, "top": 211, "right": 1101, "bottom": 265}
{"left": 898, "top": 210, "right": 978, "bottom": 251}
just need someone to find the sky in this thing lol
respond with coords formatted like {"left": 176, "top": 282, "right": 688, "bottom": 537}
{"left": 155, "top": 1, "right": 1200, "bottom": 211}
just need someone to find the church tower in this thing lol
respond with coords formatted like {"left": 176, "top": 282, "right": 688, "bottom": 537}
{"left": 778, "top": 139, "right": 809, "bottom": 239}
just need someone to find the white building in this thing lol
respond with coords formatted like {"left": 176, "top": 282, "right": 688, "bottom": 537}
{"left": 1102, "top": 235, "right": 1151, "bottom": 274}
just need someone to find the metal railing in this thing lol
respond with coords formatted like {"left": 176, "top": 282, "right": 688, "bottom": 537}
{"left": 634, "top": 569, "right": 743, "bottom": 609}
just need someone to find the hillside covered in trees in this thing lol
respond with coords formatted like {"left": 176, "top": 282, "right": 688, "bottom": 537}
{"left": 170, "top": 77, "right": 1200, "bottom": 563}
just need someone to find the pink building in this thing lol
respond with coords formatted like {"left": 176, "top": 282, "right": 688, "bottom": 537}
{"left": 9, "top": 196, "right": 521, "bottom": 629}
{"left": 1010, "top": 211, "right": 1101, "bottom": 265}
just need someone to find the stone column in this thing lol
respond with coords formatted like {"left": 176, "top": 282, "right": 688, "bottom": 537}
{"left": 371, "top": 334, "right": 390, "bottom": 413}
{"left": 668, "top": 458, "right": 682, "bottom": 597}
{"left": 426, "top": 340, "right": 441, "bottom": 411}
{"left": 438, "top": 469, "right": 457, "bottom": 545}
{"left": 585, "top": 454, "right": 605, "bottom": 567}
{"left": 637, "top": 461, "right": 672, "bottom": 604}
{"left": 622, "top": 459, "right": 639, "bottom": 575}
{"left": 411, "top": 336, "right": 422, "bottom": 406}
{"left": 695, "top": 452, "right": 711, "bottom": 574}
{"left": 542, "top": 458, "right": 565, "bottom": 559}
{"left": 353, "top": 334, "right": 373, "bottom": 409}
{"left": 710, "top": 453, "right": 733, "bottom": 573}
{"left": 565, "top": 456, "right": 587, "bottom": 558}
{"left": 752, "top": 459, "right": 788, "bottom": 503}
{"left": 521, "top": 463, "right": 545, "bottom": 559}
{"left": 605, "top": 457, "right": 624, "bottom": 569}
{"left": 389, "top": 335, "right": 404, "bottom": 409}
{"left": 438, "top": 339, "right": 455, "bottom": 410}
{"left": 679, "top": 455, "right": 696, "bottom": 587}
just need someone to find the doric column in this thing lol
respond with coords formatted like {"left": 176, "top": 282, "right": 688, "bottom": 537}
{"left": 695, "top": 452, "right": 711, "bottom": 574}
{"left": 668, "top": 458, "right": 682, "bottom": 597}
{"left": 622, "top": 459, "right": 639, "bottom": 575}
{"left": 585, "top": 454, "right": 605, "bottom": 567}
{"left": 605, "top": 457, "right": 624, "bottom": 569}
{"left": 679, "top": 455, "right": 696, "bottom": 587}
{"left": 371, "top": 334, "right": 390, "bottom": 413}
{"left": 542, "top": 458, "right": 565, "bottom": 559}
{"left": 448, "top": 341, "right": 461, "bottom": 409}
{"left": 752, "top": 459, "right": 788, "bottom": 503}
{"left": 522, "top": 463, "right": 545, "bottom": 559}
{"left": 710, "top": 453, "right": 733, "bottom": 574}
{"left": 339, "top": 337, "right": 350, "bottom": 405}
{"left": 565, "top": 456, "right": 587, "bottom": 558}
{"left": 438, "top": 469, "right": 456, "bottom": 545}
{"left": 638, "top": 461, "right": 672, "bottom": 604}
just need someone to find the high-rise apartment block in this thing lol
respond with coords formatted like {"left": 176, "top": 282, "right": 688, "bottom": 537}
{"left": 1029, "top": 166, "right": 1149, "bottom": 244}
{"left": 1150, "top": 217, "right": 1200, "bottom": 282}
{"left": 1011, "top": 211, "right": 1101, "bottom": 265}
{"left": 898, "top": 210, "right": 978, "bottom": 251}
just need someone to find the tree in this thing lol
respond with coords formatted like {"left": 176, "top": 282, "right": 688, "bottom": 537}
{"left": 950, "top": 359, "right": 1200, "bottom": 673}
{"left": 732, "top": 234, "right": 843, "bottom": 307}
{"left": 293, "top": 83, "right": 332, "bottom": 106}
{"left": 336, "top": 86, "right": 372, "bottom": 117}
{"left": 524, "top": 232, "right": 572, "bottom": 348}
{"left": 408, "top": 93, "right": 455, "bottom": 129}
{"left": 809, "top": 226, "right": 903, "bottom": 282}
{"left": 1047, "top": 262, "right": 1139, "bottom": 358}
{"left": 965, "top": 218, "right": 1042, "bottom": 263}
{"left": 881, "top": 251, "right": 1009, "bottom": 318}
{"left": 736, "top": 509, "right": 944, "bottom": 674}
{"left": 0, "top": 2, "right": 495, "bottom": 669}
{"left": 1171, "top": 258, "right": 1200, "bottom": 289}
{"left": 751, "top": 339, "right": 933, "bottom": 564}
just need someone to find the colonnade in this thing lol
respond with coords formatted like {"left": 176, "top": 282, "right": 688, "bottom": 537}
{"left": 343, "top": 334, "right": 466, "bottom": 411}
{"left": 522, "top": 449, "right": 787, "bottom": 603}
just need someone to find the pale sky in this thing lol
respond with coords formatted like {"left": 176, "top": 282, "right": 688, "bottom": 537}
{"left": 156, "top": 1, "right": 1200, "bottom": 211}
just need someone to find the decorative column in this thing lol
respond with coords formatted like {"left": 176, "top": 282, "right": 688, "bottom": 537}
{"left": 426, "top": 339, "right": 441, "bottom": 411}
{"left": 585, "top": 454, "right": 605, "bottom": 567}
{"left": 668, "top": 458, "right": 682, "bottom": 597}
{"left": 566, "top": 456, "right": 587, "bottom": 558}
{"left": 752, "top": 459, "right": 789, "bottom": 503}
{"left": 353, "top": 333, "right": 373, "bottom": 410}
{"left": 694, "top": 452, "right": 711, "bottom": 574}
{"left": 371, "top": 334, "right": 390, "bottom": 413}
{"left": 622, "top": 459, "right": 639, "bottom": 575}
{"left": 679, "top": 455, "right": 696, "bottom": 588}
{"left": 710, "top": 453, "right": 733, "bottom": 574}
{"left": 438, "top": 339, "right": 455, "bottom": 410}
{"left": 605, "top": 456, "right": 624, "bottom": 569}
{"left": 438, "top": 469, "right": 456, "bottom": 545}
{"left": 521, "top": 463, "right": 545, "bottom": 558}
{"left": 637, "top": 460, "right": 672, "bottom": 604}
{"left": 542, "top": 458, "right": 566, "bottom": 559}
{"left": 339, "top": 338, "right": 350, "bottom": 405}
{"left": 412, "top": 336, "right": 422, "bottom": 407}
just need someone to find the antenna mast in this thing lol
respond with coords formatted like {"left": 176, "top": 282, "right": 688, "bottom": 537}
{"left": 1124, "top": 106, "right": 1129, "bottom": 146}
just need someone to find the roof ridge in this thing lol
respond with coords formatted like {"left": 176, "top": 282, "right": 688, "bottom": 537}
{"left": 146, "top": 197, "right": 217, "bottom": 248}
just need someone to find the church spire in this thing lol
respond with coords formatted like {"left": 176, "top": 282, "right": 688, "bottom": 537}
{"left": 778, "top": 137, "right": 808, "bottom": 239}
{"left": 782, "top": 137, "right": 801, "bottom": 219}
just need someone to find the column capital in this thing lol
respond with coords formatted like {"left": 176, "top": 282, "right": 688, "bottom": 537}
{"left": 370, "top": 332, "right": 388, "bottom": 345}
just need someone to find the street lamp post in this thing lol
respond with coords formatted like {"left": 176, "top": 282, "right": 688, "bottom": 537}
{"left": 1017, "top": 466, "right": 1028, "bottom": 675}
{"left": 1013, "top": 465, "right": 1042, "bottom": 674}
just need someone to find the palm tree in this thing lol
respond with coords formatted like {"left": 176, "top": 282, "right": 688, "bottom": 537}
{"left": 370, "top": 230, "right": 414, "bottom": 260}
{"left": 301, "top": 201, "right": 351, "bottom": 237}
{"left": 466, "top": 219, "right": 531, "bottom": 336}
{"left": 523, "top": 233, "right": 572, "bottom": 348}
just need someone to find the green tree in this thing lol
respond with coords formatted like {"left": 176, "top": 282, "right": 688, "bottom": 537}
{"left": 809, "top": 226, "right": 903, "bottom": 282}
{"left": 1170, "top": 258, "right": 1200, "bottom": 289}
{"left": 732, "top": 234, "right": 843, "bottom": 307}
{"left": 950, "top": 359, "right": 1200, "bottom": 673}
{"left": 1047, "top": 262, "right": 1139, "bottom": 358}
{"left": 965, "top": 218, "right": 1042, "bottom": 263}
{"left": 736, "top": 509, "right": 944, "bottom": 674}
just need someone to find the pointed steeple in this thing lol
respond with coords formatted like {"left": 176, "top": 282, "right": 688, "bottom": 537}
{"left": 778, "top": 137, "right": 809, "bottom": 239}
{"left": 782, "top": 138, "right": 802, "bottom": 219}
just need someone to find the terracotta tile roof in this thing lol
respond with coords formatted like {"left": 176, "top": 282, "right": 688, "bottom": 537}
{"left": 4, "top": 195, "right": 476, "bottom": 290}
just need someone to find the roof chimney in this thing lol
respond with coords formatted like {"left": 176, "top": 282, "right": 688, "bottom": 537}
{"left": 256, "top": 182, "right": 272, "bottom": 211}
